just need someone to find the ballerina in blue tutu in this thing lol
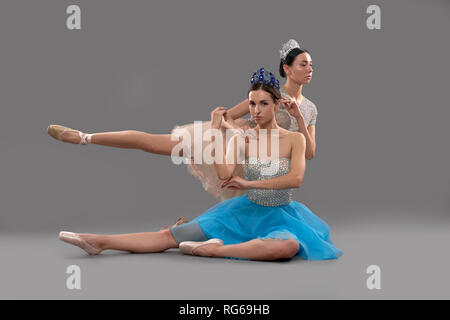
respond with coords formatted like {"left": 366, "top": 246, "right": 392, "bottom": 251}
{"left": 59, "top": 68, "right": 343, "bottom": 261}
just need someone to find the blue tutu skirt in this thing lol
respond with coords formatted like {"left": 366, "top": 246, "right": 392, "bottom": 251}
{"left": 171, "top": 194, "right": 343, "bottom": 261}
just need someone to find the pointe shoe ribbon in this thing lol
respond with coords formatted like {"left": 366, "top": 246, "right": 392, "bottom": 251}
{"left": 79, "top": 132, "right": 91, "bottom": 145}
{"left": 47, "top": 125, "right": 92, "bottom": 145}
{"left": 179, "top": 238, "right": 223, "bottom": 256}
{"left": 59, "top": 231, "right": 102, "bottom": 255}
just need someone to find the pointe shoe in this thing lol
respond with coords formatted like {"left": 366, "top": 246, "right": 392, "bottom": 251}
{"left": 179, "top": 238, "right": 223, "bottom": 256}
{"left": 59, "top": 231, "right": 102, "bottom": 255}
{"left": 47, "top": 124, "right": 92, "bottom": 145}
{"left": 160, "top": 216, "right": 190, "bottom": 231}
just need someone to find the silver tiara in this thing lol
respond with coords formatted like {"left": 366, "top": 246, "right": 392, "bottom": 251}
{"left": 279, "top": 39, "right": 301, "bottom": 60}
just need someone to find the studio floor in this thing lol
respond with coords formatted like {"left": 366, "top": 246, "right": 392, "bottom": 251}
{"left": 1, "top": 216, "right": 449, "bottom": 300}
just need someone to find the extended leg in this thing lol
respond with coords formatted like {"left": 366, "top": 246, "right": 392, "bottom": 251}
{"left": 75, "top": 229, "right": 179, "bottom": 254}
{"left": 60, "top": 129, "right": 181, "bottom": 156}
{"left": 92, "top": 131, "right": 182, "bottom": 156}
{"left": 193, "top": 238, "right": 300, "bottom": 261}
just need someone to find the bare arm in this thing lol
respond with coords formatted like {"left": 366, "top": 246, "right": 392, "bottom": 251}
{"left": 213, "top": 134, "right": 244, "bottom": 180}
{"left": 246, "top": 132, "right": 306, "bottom": 189}
{"left": 297, "top": 121, "right": 316, "bottom": 160}
{"left": 226, "top": 99, "right": 250, "bottom": 120}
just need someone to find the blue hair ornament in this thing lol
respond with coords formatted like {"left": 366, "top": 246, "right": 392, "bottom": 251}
{"left": 250, "top": 67, "right": 280, "bottom": 91}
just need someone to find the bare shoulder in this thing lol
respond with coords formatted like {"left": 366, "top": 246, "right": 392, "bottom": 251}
{"left": 287, "top": 131, "right": 306, "bottom": 159}
{"left": 288, "top": 132, "right": 306, "bottom": 155}
{"left": 288, "top": 131, "right": 306, "bottom": 145}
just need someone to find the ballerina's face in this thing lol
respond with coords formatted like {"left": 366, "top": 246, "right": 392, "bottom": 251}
{"left": 284, "top": 52, "right": 313, "bottom": 85}
{"left": 248, "top": 89, "right": 280, "bottom": 126}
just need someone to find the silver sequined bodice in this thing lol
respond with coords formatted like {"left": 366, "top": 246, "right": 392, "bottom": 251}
{"left": 243, "top": 158, "right": 293, "bottom": 206}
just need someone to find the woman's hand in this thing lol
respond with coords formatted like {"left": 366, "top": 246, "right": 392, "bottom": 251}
{"left": 221, "top": 114, "right": 255, "bottom": 143}
{"left": 221, "top": 176, "right": 251, "bottom": 190}
{"left": 280, "top": 97, "right": 304, "bottom": 121}
{"left": 221, "top": 111, "right": 238, "bottom": 130}
{"left": 210, "top": 107, "right": 227, "bottom": 129}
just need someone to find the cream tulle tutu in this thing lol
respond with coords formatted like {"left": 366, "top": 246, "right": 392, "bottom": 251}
{"left": 171, "top": 120, "right": 247, "bottom": 201}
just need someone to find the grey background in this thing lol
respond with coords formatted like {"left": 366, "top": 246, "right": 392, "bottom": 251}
{"left": 1, "top": 0, "right": 449, "bottom": 299}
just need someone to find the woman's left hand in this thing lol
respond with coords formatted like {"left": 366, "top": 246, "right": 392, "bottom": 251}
{"left": 281, "top": 97, "right": 304, "bottom": 121}
{"left": 221, "top": 176, "right": 251, "bottom": 190}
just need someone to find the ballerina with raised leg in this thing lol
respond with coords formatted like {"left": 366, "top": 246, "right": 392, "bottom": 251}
{"left": 59, "top": 68, "right": 342, "bottom": 261}
{"left": 48, "top": 39, "right": 317, "bottom": 206}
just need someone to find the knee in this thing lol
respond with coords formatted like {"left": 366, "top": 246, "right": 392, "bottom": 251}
{"left": 268, "top": 239, "right": 299, "bottom": 260}
{"left": 161, "top": 228, "right": 179, "bottom": 248}
{"left": 278, "top": 239, "right": 299, "bottom": 259}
